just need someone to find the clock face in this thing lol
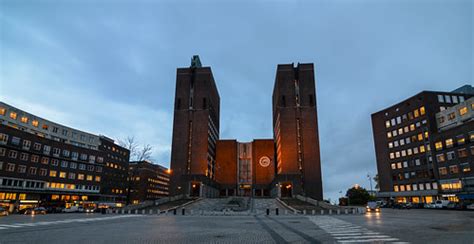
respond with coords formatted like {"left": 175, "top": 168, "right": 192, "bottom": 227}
{"left": 259, "top": 156, "right": 271, "bottom": 167}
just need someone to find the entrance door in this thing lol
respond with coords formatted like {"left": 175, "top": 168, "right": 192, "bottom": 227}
{"left": 280, "top": 183, "right": 292, "bottom": 198}
{"left": 190, "top": 182, "right": 201, "bottom": 197}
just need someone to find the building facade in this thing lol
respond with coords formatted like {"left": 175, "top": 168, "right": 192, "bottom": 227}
{"left": 129, "top": 161, "right": 170, "bottom": 204}
{"left": 272, "top": 63, "right": 323, "bottom": 200}
{"left": 433, "top": 97, "right": 474, "bottom": 202}
{"left": 0, "top": 102, "right": 129, "bottom": 212}
{"left": 170, "top": 57, "right": 324, "bottom": 199}
{"left": 372, "top": 86, "right": 474, "bottom": 203}
{"left": 169, "top": 56, "right": 220, "bottom": 197}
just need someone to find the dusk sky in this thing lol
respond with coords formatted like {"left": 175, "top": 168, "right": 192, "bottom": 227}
{"left": 1, "top": 0, "right": 472, "bottom": 203}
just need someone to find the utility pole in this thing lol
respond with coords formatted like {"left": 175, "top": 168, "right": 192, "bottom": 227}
{"left": 367, "top": 173, "right": 373, "bottom": 192}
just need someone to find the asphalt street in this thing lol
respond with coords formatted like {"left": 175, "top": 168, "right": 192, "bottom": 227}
{"left": 0, "top": 209, "right": 472, "bottom": 243}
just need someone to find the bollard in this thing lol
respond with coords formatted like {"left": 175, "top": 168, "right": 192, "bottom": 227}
{"left": 352, "top": 209, "right": 356, "bottom": 214}
{"left": 149, "top": 209, "right": 153, "bottom": 215}
{"left": 190, "top": 210, "right": 194, "bottom": 215}
{"left": 275, "top": 208, "right": 279, "bottom": 215}
{"left": 294, "top": 210, "right": 298, "bottom": 215}
{"left": 303, "top": 210, "right": 307, "bottom": 215}
{"left": 121, "top": 210, "right": 125, "bottom": 214}
{"left": 320, "top": 210, "right": 324, "bottom": 215}
{"left": 173, "top": 209, "right": 177, "bottom": 215}
{"left": 266, "top": 209, "right": 270, "bottom": 215}
{"left": 134, "top": 210, "right": 138, "bottom": 214}
{"left": 312, "top": 210, "right": 315, "bottom": 215}
{"left": 142, "top": 210, "right": 145, "bottom": 214}
{"left": 337, "top": 209, "right": 340, "bottom": 215}
{"left": 345, "top": 209, "right": 348, "bottom": 214}
{"left": 285, "top": 210, "right": 288, "bottom": 215}
{"left": 165, "top": 210, "right": 168, "bottom": 215}
{"left": 329, "top": 209, "right": 332, "bottom": 215}
{"left": 182, "top": 208, "right": 185, "bottom": 215}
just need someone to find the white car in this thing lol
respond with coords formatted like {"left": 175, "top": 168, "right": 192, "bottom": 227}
{"left": 63, "top": 206, "right": 82, "bottom": 213}
{"left": 466, "top": 204, "right": 474, "bottom": 210}
{"left": 434, "top": 200, "right": 450, "bottom": 209}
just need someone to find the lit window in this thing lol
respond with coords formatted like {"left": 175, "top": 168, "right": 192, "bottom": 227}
{"left": 21, "top": 116, "right": 28, "bottom": 123}
{"left": 445, "top": 139, "right": 453, "bottom": 148}
{"left": 385, "top": 121, "right": 390, "bottom": 128}
{"left": 389, "top": 153, "right": 395, "bottom": 159}
{"left": 418, "top": 133, "right": 423, "bottom": 141}
{"left": 0, "top": 107, "right": 5, "bottom": 115}
{"left": 440, "top": 180, "right": 462, "bottom": 190}
{"left": 387, "top": 132, "right": 392, "bottom": 139}
{"left": 448, "top": 112, "right": 456, "bottom": 120}
{"left": 410, "top": 124, "right": 415, "bottom": 131}
{"left": 412, "top": 184, "right": 418, "bottom": 191}
{"left": 458, "top": 148, "right": 468, "bottom": 158}
{"left": 459, "top": 107, "right": 468, "bottom": 116}
{"left": 420, "top": 106, "right": 425, "bottom": 115}
{"left": 59, "top": 172, "right": 66, "bottom": 178}
{"left": 400, "top": 185, "right": 406, "bottom": 191}
{"left": 419, "top": 145, "right": 425, "bottom": 153}
{"left": 78, "top": 174, "right": 85, "bottom": 180}
{"left": 457, "top": 136, "right": 465, "bottom": 145}
{"left": 86, "top": 175, "right": 93, "bottom": 181}
{"left": 436, "top": 154, "right": 446, "bottom": 163}
{"left": 435, "top": 141, "right": 443, "bottom": 151}
{"left": 394, "top": 185, "right": 399, "bottom": 192}
{"left": 391, "top": 163, "right": 396, "bottom": 169}
{"left": 32, "top": 120, "right": 39, "bottom": 127}
{"left": 414, "top": 109, "right": 419, "bottom": 118}
{"left": 50, "top": 170, "right": 57, "bottom": 177}
{"left": 9, "top": 112, "right": 17, "bottom": 120}
{"left": 449, "top": 165, "right": 459, "bottom": 174}
{"left": 438, "top": 167, "right": 447, "bottom": 175}
{"left": 42, "top": 124, "right": 49, "bottom": 130}
{"left": 95, "top": 176, "right": 101, "bottom": 182}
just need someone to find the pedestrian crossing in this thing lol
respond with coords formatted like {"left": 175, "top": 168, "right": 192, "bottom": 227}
{"left": 0, "top": 215, "right": 137, "bottom": 231}
{"left": 309, "top": 216, "right": 408, "bottom": 243}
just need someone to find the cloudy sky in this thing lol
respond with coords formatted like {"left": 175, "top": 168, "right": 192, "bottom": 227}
{"left": 1, "top": 0, "right": 472, "bottom": 202}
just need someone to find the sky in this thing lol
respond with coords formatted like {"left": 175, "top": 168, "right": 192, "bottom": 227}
{"left": 0, "top": 0, "right": 472, "bottom": 203}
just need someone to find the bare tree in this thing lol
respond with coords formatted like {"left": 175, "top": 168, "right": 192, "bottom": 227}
{"left": 136, "top": 144, "right": 153, "bottom": 161}
{"left": 118, "top": 136, "right": 139, "bottom": 160}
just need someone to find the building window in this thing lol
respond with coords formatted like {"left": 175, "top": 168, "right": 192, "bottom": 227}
{"left": 71, "top": 152, "right": 78, "bottom": 160}
{"left": 79, "top": 164, "right": 86, "bottom": 170}
{"left": 22, "top": 140, "right": 31, "bottom": 150}
{"left": 62, "top": 129, "right": 68, "bottom": 136}
{"left": 95, "top": 176, "right": 101, "bottom": 182}
{"left": 436, "top": 154, "right": 445, "bottom": 163}
{"left": 448, "top": 112, "right": 456, "bottom": 120}
{"left": 78, "top": 174, "right": 85, "bottom": 180}
{"left": 17, "top": 165, "right": 26, "bottom": 173}
{"left": 61, "top": 161, "right": 68, "bottom": 168}
{"left": 28, "top": 167, "right": 37, "bottom": 175}
{"left": 446, "top": 151, "right": 455, "bottom": 161}
{"left": 59, "top": 172, "right": 66, "bottom": 178}
{"left": 440, "top": 180, "right": 462, "bottom": 190}
{"left": 414, "top": 109, "right": 419, "bottom": 118}
{"left": 30, "top": 155, "right": 39, "bottom": 163}
{"left": 70, "top": 162, "right": 77, "bottom": 169}
{"left": 6, "top": 163, "right": 15, "bottom": 172}
{"left": 63, "top": 150, "right": 70, "bottom": 157}
{"left": 439, "top": 167, "right": 447, "bottom": 175}
{"left": 43, "top": 145, "right": 51, "bottom": 154}
{"left": 459, "top": 106, "right": 468, "bottom": 116}
{"left": 438, "top": 94, "right": 445, "bottom": 103}
{"left": 96, "top": 157, "right": 104, "bottom": 163}
{"left": 33, "top": 143, "right": 41, "bottom": 150}
{"left": 20, "top": 116, "right": 28, "bottom": 123}
{"left": 445, "top": 95, "right": 452, "bottom": 103}
{"left": 0, "top": 147, "right": 5, "bottom": 156}
{"left": 457, "top": 135, "right": 465, "bottom": 145}
{"left": 452, "top": 96, "right": 458, "bottom": 103}
{"left": 0, "top": 107, "right": 5, "bottom": 116}
{"left": 0, "top": 134, "right": 8, "bottom": 145}
{"left": 394, "top": 185, "right": 399, "bottom": 192}
{"left": 52, "top": 127, "right": 59, "bottom": 133}
{"left": 40, "top": 157, "right": 48, "bottom": 164}
{"left": 80, "top": 154, "right": 87, "bottom": 161}
{"left": 460, "top": 163, "right": 471, "bottom": 173}
{"left": 449, "top": 165, "right": 459, "bottom": 174}
{"left": 32, "top": 120, "right": 39, "bottom": 127}
{"left": 9, "top": 112, "right": 17, "bottom": 120}
{"left": 86, "top": 175, "right": 93, "bottom": 181}
{"left": 50, "top": 170, "right": 57, "bottom": 177}
{"left": 420, "top": 106, "right": 425, "bottom": 115}
{"left": 391, "top": 163, "right": 396, "bottom": 169}
{"left": 11, "top": 136, "right": 20, "bottom": 145}
{"left": 39, "top": 169, "right": 47, "bottom": 176}
{"left": 434, "top": 141, "right": 443, "bottom": 151}
{"left": 42, "top": 124, "right": 49, "bottom": 130}
{"left": 51, "top": 159, "right": 59, "bottom": 166}
{"left": 20, "top": 153, "right": 29, "bottom": 161}
{"left": 52, "top": 148, "right": 60, "bottom": 156}
{"left": 8, "top": 150, "right": 18, "bottom": 159}
{"left": 87, "top": 165, "right": 94, "bottom": 171}
{"left": 458, "top": 148, "right": 468, "bottom": 158}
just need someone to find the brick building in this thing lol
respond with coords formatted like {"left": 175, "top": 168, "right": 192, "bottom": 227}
{"left": 0, "top": 102, "right": 129, "bottom": 212}
{"left": 129, "top": 160, "right": 170, "bottom": 204}
{"left": 371, "top": 86, "right": 474, "bottom": 203}
{"left": 170, "top": 57, "right": 323, "bottom": 199}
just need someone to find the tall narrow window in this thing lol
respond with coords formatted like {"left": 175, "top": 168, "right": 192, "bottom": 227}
{"left": 309, "top": 95, "right": 314, "bottom": 107}
{"left": 203, "top": 98, "right": 207, "bottom": 109}
{"left": 282, "top": 96, "right": 286, "bottom": 107}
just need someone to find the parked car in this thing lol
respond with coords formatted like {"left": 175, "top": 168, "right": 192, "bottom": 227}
{"left": 466, "top": 204, "right": 474, "bottom": 210}
{"left": 63, "top": 206, "right": 81, "bottom": 213}
{"left": 25, "top": 207, "right": 47, "bottom": 215}
{"left": 85, "top": 208, "right": 95, "bottom": 213}
{"left": 393, "top": 202, "right": 411, "bottom": 209}
{"left": 434, "top": 200, "right": 450, "bottom": 209}
{"left": 0, "top": 207, "right": 9, "bottom": 216}
{"left": 424, "top": 202, "right": 435, "bottom": 209}
{"left": 366, "top": 201, "right": 381, "bottom": 212}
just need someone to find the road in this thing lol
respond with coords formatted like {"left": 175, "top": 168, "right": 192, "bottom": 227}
{"left": 0, "top": 209, "right": 472, "bottom": 243}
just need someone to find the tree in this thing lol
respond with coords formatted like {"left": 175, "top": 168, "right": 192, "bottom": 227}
{"left": 373, "top": 174, "right": 380, "bottom": 191}
{"left": 346, "top": 186, "right": 371, "bottom": 206}
{"left": 118, "top": 136, "right": 153, "bottom": 162}
{"left": 136, "top": 144, "right": 153, "bottom": 161}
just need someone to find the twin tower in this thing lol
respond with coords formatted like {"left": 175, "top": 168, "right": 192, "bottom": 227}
{"left": 169, "top": 56, "right": 323, "bottom": 200}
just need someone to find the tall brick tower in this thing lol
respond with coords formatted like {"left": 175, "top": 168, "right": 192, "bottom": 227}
{"left": 272, "top": 63, "right": 323, "bottom": 200}
{"left": 169, "top": 56, "right": 220, "bottom": 197}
